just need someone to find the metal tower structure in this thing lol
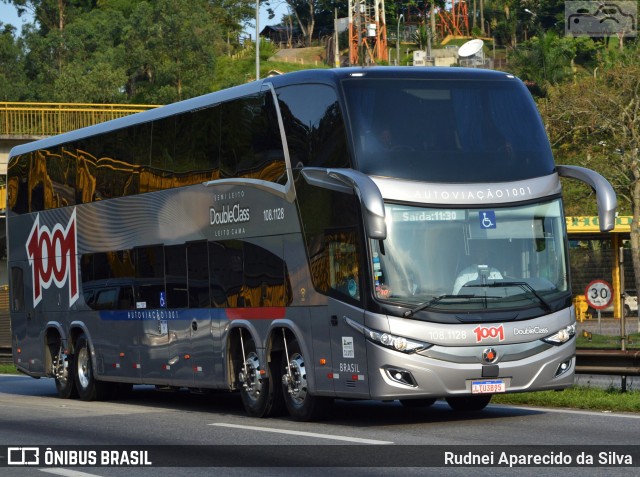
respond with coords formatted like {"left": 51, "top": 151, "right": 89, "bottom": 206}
{"left": 437, "top": 0, "right": 470, "bottom": 38}
{"left": 348, "top": 0, "right": 388, "bottom": 65}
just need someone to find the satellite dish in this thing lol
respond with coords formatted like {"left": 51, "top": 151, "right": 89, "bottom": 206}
{"left": 458, "top": 39, "right": 484, "bottom": 58}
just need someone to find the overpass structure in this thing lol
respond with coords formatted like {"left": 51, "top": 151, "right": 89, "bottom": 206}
{"left": 0, "top": 102, "right": 157, "bottom": 349}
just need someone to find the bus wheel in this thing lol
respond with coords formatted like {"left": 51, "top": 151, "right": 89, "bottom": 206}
{"left": 281, "top": 338, "right": 332, "bottom": 421}
{"left": 53, "top": 344, "right": 78, "bottom": 399}
{"left": 400, "top": 398, "right": 437, "bottom": 408}
{"left": 446, "top": 394, "right": 492, "bottom": 411}
{"left": 239, "top": 337, "right": 278, "bottom": 417}
{"left": 74, "top": 334, "right": 108, "bottom": 401}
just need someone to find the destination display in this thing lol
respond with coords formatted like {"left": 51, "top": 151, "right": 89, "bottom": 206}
{"left": 390, "top": 208, "right": 467, "bottom": 222}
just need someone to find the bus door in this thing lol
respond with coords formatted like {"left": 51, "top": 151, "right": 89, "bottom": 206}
{"left": 328, "top": 298, "right": 369, "bottom": 397}
{"left": 326, "top": 238, "right": 370, "bottom": 398}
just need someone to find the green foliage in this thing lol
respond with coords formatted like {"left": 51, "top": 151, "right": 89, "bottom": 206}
{"left": 576, "top": 332, "right": 640, "bottom": 349}
{"left": 509, "top": 32, "right": 576, "bottom": 95}
{"left": 492, "top": 386, "right": 640, "bottom": 412}
{"left": 122, "top": 0, "right": 222, "bottom": 104}
{"left": 0, "top": 23, "right": 27, "bottom": 101}
{"left": 0, "top": 363, "right": 18, "bottom": 374}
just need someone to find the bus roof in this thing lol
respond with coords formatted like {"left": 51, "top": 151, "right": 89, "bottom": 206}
{"left": 8, "top": 67, "right": 521, "bottom": 158}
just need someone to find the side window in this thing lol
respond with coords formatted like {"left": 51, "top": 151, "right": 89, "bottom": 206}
{"left": 276, "top": 84, "right": 351, "bottom": 170}
{"left": 328, "top": 234, "right": 360, "bottom": 301}
{"left": 296, "top": 179, "right": 364, "bottom": 303}
{"left": 94, "top": 288, "right": 118, "bottom": 310}
{"left": 243, "top": 240, "right": 291, "bottom": 307}
{"left": 209, "top": 240, "right": 244, "bottom": 307}
{"left": 135, "top": 245, "right": 165, "bottom": 309}
{"left": 188, "top": 241, "right": 210, "bottom": 308}
{"left": 219, "top": 93, "right": 287, "bottom": 185}
{"left": 165, "top": 244, "right": 188, "bottom": 308}
{"left": 7, "top": 152, "right": 31, "bottom": 214}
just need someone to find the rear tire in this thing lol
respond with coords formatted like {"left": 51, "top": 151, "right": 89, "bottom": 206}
{"left": 238, "top": 337, "right": 283, "bottom": 417}
{"left": 446, "top": 394, "right": 492, "bottom": 411}
{"left": 74, "top": 334, "right": 108, "bottom": 401}
{"left": 281, "top": 338, "right": 332, "bottom": 421}
{"left": 53, "top": 344, "right": 78, "bottom": 399}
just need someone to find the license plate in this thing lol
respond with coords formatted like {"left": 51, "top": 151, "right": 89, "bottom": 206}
{"left": 471, "top": 379, "right": 506, "bottom": 394}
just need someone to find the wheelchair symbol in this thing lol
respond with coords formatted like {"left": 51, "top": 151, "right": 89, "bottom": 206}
{"left": 160, "top": 291, "right": 167, "bottom": 308}
{"left": 479, "top": 211, "right": 497, "bottom": 229}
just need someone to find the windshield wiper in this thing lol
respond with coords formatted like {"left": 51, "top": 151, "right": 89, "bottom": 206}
{"left": 462, "top": 281, "right": 553, "bottom": 312}
{"left": 403, "top": 294, "right": 476, "bottom": 317}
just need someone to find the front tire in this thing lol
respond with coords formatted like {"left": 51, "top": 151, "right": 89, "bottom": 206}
{"left": 446, "top": 394, "right": 492, "bottom": 411}
{"left": 74, "top": 334, "right": 108, "bottom": 401}
{"left": 281, "top": 338, "right": 332, "bottom": 421}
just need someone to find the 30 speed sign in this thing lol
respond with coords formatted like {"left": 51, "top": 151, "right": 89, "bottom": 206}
{"left": 584, "top": 280, "right": 613, "bottom": 310}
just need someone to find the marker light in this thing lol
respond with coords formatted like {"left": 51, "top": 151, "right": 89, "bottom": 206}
{"left": 543, "top": 324, "right": 576, "bottom": 345}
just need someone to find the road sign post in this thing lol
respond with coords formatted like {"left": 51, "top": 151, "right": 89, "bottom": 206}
{"left": 585, "top": 279, "right": 613, "bottom": 334}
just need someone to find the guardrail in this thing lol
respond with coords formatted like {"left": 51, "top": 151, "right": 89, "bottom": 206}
{"left": 1, "top": 102, "right": 158, "bottom": 137}
{"left": 575, "top": 349, "right": 640, "bottom": 376}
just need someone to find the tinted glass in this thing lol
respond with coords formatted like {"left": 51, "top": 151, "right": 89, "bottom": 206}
{"left": 219, "top": 94, "right": 287, "bottom": 184}
{"left": 342, "top": 78, "right": 554, "bottom": 182}
{"left": 209, "top": 240, "right": 244, "bottom": 307}
{"left": 165, "top": 244, "right": 188, "bottom": 308}
{"left": 276, "top": 84, "right": 351, "bottom": 169}
{"left": 135, "top": 245, "right": 165, "bottom": 308}
{"left": 188, "top": 241, "right": 210, "bottom": 308}
{"left": 244, "top": 240, "right": 289, "bottom": 307}
{"left": 295, "top": 174, "right": 363, "bottom": 302}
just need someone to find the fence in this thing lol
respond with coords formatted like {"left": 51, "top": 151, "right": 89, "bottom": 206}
{"left": 0, "top": 102, "right": 158, "bottom": 137}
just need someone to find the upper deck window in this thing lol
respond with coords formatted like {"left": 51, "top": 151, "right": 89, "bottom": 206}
{"left": 276, "top": 84, "right": 351, "bottom": 170}
{"left": 342, "top": 78, "right": 554, "bottom": 183}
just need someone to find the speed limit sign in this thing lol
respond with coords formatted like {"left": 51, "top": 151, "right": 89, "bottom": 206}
{"left": 585, "top": 280, "right": 613, "bottom": 310}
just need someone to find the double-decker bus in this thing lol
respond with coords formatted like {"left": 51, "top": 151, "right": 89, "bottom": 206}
{"left": 7, "top": 68, "right": 616, "bottom": 421}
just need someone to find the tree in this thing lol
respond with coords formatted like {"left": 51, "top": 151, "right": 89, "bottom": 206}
{"left": 509, "top": 31, "right": 576, "bottom": 95}
{"left": 541, "top": 52, "right": 640, "bottom": 294}
{"left": 122, "top": 0, "right": 223, "bottom": 103}
{"left": 5, "top": 0, "right": 97, "bottom": 33}
{"left": 0, "top": 23, "right": 27, "bottom": 101}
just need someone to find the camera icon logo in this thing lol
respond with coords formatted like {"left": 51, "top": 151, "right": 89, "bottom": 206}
{"left": 565, "top": 1, "right": 637, "bottom": 36}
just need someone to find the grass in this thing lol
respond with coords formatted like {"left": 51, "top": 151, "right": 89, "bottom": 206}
{"left": 576, "top": 331, "right": 640, "bottom": 349}
{"left": 0, "top": 363, "right": 18, "bottom": 374}
{"left": 492, "top": 386, "right": 640, "bottom": 413}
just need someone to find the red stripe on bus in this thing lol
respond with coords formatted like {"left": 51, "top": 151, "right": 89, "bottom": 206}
{"left": 226, "top": 307, "right": 286, "bottom": 320}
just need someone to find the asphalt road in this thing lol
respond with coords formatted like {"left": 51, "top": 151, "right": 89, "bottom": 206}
{"left": 0, "top": 374, "right": 639, "bottom": 477}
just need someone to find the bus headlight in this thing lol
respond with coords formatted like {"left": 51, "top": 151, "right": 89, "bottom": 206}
{"left": 343, "top": 316, "right": 431, "bottom": 354}
{"left": 364, "top": 328, "right": 429, "bottom": 353}
{"left": 543, "top": 324, "right": 576, "bottom": 345}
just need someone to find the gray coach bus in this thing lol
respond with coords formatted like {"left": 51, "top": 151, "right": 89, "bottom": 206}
{"left": 7, "top": 68, "right": 616, "bottom": 421}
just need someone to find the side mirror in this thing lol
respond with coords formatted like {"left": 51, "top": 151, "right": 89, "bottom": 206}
{"left": 301, "top": 168, "right": 387, "bottom": 239}
{"left": 557, "top": 165, "right": 617, "bottom": 232}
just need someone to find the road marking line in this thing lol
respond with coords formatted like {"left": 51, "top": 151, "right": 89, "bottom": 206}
{"left": 40, "top": 469, "right": 104, "bottom": 477}
{"left": 209, "top": 423, "right": 393, "bottom": 444}
{"left": 500, "top": 404, "right": 640, "bottom": 419}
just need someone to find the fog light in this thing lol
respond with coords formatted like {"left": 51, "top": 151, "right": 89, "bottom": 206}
{"left": 555, "top": 358, "right": 573, "bottom": 377}
{"left": 383, "top": 367, "right": 417, "bottom": 387}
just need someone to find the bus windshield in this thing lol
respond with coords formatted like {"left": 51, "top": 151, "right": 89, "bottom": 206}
{"left": 371, "top": 199, "right": 569, "bottom": 313}
{"left": 342, "top": 77, "right": 555, "bottom": 183}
